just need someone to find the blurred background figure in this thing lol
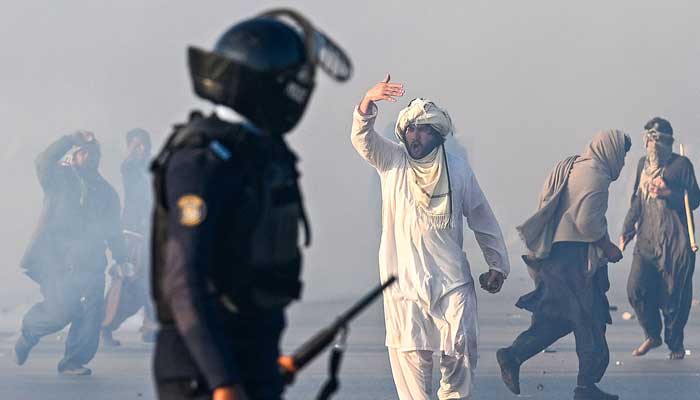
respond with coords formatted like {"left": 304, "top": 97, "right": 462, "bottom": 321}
{"left": 15, "top": 130, "right": 129, "bottom": 376}
{"left": 102, "top": 128, "right": 156, "bottom": 346}
{"left": 621, "top": 117, "right": 700, "bottom": 360}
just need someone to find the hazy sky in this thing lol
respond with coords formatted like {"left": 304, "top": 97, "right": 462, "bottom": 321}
{"left": 1, "top": 0, "right": 699, "bottom": 306}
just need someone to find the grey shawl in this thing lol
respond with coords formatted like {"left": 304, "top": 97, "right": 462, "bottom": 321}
{"left": 517, "top": 130, "right": 628, "bottom": 275}
{"left": 517, "top": 155, "right": 579, "bottom": 260}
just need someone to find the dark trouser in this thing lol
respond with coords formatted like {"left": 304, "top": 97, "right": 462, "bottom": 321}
{"left": 156, "top": 379, "right": 210, "bottom": 400}
{"left": 508, "top": 315, "right": 609, "bottom": 386}
{"left": 103, "top": 233, "right": 156, "bottom": 334}
{"left": 627, "top": 254, "right": 694, "bottom": 352}
{"left": 21, "top": 270, "right": 105, "bottom": 370}
{"left": 102, "top": 276, "right": 156, "bottom": 333}
{"left": 154, "top": 311, "right": 285, "bottom": 400}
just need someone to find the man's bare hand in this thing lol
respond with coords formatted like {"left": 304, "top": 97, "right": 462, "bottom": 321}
{"left": 71, "top": 130, "right": 95, "bottom": 145}
{"left": 618, "top": 235, "right": 627, "bottom": 251}
{"left": 213, "top": 385, "right": 249, "bottom": 400}
{"left": 79, "top": 130, "right": 95, "bottom": 143}
{"left": 595, "top": 237, "right": 623, "bottom": 263}
{"left": 479, "top": 270, "right": 505, "bottom": 294}
{"left": 358, "top": 74, "right": 404, "bottom": 115}
{"left": 604, "top": 241, "right": 623, "bottom": 263}
{"left": 649, "top": 176, "right": 672, "bottom": 198}
{"left": 73, "top": 130, "right": 95, "bottom": 145}
{"left": 608, "top": 246, "right": 623, "bottom": 263}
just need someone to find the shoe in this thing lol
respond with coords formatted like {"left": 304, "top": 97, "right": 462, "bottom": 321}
{"left": 573, "top": 384, "right": 619, "bottom": 400}
{"left": 13, "top": 334, "right": 36, "bottom": 366}
{"left": 58, "top": 366, "right": 92, "bottom": 376}
{"left": 101, "top": 330, "right": 121, "bottom": 347}
{"left": 496, "top": 348, "right": 521, "bottom": 395}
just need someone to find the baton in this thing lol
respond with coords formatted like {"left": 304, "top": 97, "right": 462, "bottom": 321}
{"left": 278, "top": 275, "right": 396, "bottom": 382}
{"left": 680, "top": 144, "right": 698, "bottom": 252}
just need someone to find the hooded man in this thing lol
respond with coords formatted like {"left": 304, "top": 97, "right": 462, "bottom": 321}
{"left": 351, "top": 75, "right": 510, "bottom": 400}
{"left": 101, "top": 128, "right": 157, "bottom": 346}
{"left": 497, "top": 130, "right": 631, "bottom": 400}
{"left": 15, "top": 130, "right": 129, "bottom": 375}
{"left": 620, "top": 117, "right": 699, "bottom": 360}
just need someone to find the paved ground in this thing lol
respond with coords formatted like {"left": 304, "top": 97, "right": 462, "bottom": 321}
{"left": 1, "top": 287, "right": 699, "bottom": 400}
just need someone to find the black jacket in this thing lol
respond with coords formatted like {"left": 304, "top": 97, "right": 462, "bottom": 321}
{"left": 121, "top": 155, "right": 152, "bottom": 235}
{"left": 21, "top": 134, "right": 127, "bottom": 281}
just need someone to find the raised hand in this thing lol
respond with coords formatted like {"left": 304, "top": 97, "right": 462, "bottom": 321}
{"left": 72, "top": 130, "right": 95, "bottom": 145}
{"left": 359, "top": 74, "right": 405, "bottom": 115}
{"left": 80, "top": 130, "right": 95, "bottom": 143}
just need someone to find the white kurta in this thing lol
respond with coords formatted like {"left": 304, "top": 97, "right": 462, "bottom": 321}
{"left": 351, "top": 104, "right": 510, "bottom": 366}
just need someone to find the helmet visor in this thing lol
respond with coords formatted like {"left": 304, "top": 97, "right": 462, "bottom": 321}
{"left": 259, "top": 8, "right": 353, "bottom": 82}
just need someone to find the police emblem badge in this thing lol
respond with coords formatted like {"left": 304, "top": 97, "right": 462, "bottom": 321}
{"left": 177, "top": 194, "right": 207, "bottom": 227}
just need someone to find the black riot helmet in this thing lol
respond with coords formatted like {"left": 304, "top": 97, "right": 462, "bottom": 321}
{"left": 188, "top": 8, "right": 352, "bottom": 135}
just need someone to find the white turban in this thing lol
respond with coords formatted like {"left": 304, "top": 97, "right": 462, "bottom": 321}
{"left": 394, "top": 98, "right": 453, "bottom": 142}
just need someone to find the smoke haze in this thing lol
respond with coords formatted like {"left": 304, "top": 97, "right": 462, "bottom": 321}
{"left": 1, "top": 0, "right": 699, "bottom": 308}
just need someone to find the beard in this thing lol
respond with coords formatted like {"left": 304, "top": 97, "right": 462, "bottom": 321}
{"left": 407, "top": 141, "right": 425, "bottom": 159}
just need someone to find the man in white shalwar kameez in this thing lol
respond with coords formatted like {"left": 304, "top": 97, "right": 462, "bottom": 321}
{"left": 350, "top": 75, "right": 510, "bottom": 400}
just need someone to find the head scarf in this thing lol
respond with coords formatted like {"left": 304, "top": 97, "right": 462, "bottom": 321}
{"left": 126, "top": 128, "right": 152, "bottom": 156}
{"left": 639, "top": 128, "right": 674, "bottom": 199}
{"left": 62, "top": 130, "right": 101, "bottom": 171}
{"left": 394, "top": 98, "right": 454, "bottom": 230}
{"left": 62, "top": 131, "right": 102, "bottom": 205}
{"left": 579, "top": 129, "right": 627, "bottom": 182}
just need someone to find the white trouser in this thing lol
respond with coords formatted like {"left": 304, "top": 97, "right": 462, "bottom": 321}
{"left": 388, "top": 348, "right": 474, "bottom": 400}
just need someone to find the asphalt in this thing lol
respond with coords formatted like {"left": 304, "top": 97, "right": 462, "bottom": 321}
{"left": 1, "top": 289, "right": 699, "bottom": 400}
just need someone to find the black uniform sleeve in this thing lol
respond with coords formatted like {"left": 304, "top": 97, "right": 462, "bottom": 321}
{"left": 665, "top": 156, "right": 700, "bottom": 212}
{"left": 120, "top": 156, "right": 142, "bottom": 181}
{"left": 621, "top": 157, "right": 645, "bottom": 242}
{"left": 161, "top": 149, "right": 240, "bottom": 389}
{"left": 35, "top": 134, "right": 81, "bottom": 192}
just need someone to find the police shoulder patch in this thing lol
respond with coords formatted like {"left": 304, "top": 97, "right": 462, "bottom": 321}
{"left": 177, "top": 194, "right": 207, "bottom": 227}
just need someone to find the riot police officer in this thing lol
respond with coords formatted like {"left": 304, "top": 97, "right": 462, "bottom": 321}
{"left": 150, "top": 9, "right": 351, "bottom": 400}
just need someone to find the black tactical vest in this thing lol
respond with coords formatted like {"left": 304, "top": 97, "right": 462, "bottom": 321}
{"left": 150, "top": 114, "right": 309, "bottom": 322}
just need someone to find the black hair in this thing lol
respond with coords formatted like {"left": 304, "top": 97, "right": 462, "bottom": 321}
{"left": 644, "top": 117, "right": 673, "bottom": 136}
{"left": 624, "top": 134, "right": 632, "bottom": 153}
